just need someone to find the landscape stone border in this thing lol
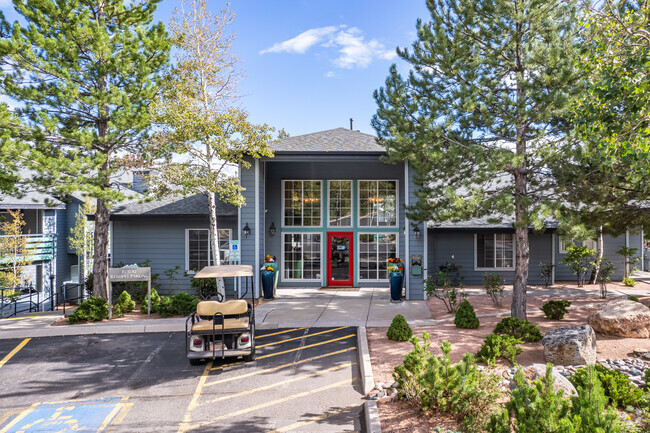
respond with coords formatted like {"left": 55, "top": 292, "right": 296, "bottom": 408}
{"left": 357, "top": 326, "right": 376, "bottom": 395}
{"left": 364, "top": 400, "right": 382, "bottom": 433}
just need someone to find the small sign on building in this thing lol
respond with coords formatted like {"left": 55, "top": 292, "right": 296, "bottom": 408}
{"left": 229, "top": 240, "right": 241, "bottom": 262}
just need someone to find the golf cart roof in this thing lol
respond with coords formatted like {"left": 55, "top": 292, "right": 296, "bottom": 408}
{"left": 194, "top": 265, "right": 254, "bottom": 278}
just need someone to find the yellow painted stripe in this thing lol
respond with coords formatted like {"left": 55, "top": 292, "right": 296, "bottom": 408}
{"left": 256, "top": 327, "right": 306, "bottom": 339}
{"left": 256, "top": 326, "right": 349, "bottom": 348}
{"left": 187, "top": 378, "right": 353, "bottom": 429}
{"left": 96, "top": 401, "right": 124, "bottom": 432}
{"left": 105, "top": 403, "right": 133, "bottom": 433}
{"left": 204, "top": 347, "right": 356, "bottom": 388}
{"left": 269, "top": 404, "right": 359, "bottom": 433}
{"left": 200, "top": 362, "right": 354, "bottom": 406}
{"left": 208, "top": 334, "right": 356, "bottom": 372}
{"left": 0, "top": 315, "right": 59, "bottom": 321}
{"left": 0, "top": 411, "right": 21, "bottom": 427}
{"left": 177, "top": 360, "right": 213, "bottom": 433}
{"left": 0, "top": 403, "right": 39, "bottom": 433}
{"left": 0, "top": 338, "right": 30, "bottom": 369}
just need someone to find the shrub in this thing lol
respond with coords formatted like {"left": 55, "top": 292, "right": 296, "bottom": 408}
{"left": 170, "top": 292, "right": 199, "bottom": 316}
{"left": 540, "top": 300, "right": 571, "bottom": 320}
{"left": 113, "top": 290, "right": 136, "bottom": 317}
{"left": 493, "top": 317, "right": 542, "bottom": 342}
{"left": 568, "top": 364, "right": 644, "bottom": 408}
{"left": 597, "top": 260, "right": 615, "bottom": 299}
{"left": 483, "top": 273, "right": 505, "bottom": 307}
{"left": 629, "top": 295, "right": 640, "bottom": 302}
{"left": 191, "top": 276, "right": 219, "bottom": 300}
{"left": 476, "top": 334, "right": 522, "bottom": 366}
{"left": 393, "top": 334, "right": 503, "bottom": 432}
{"left": 68, "top": 296, "right": 109, "bottom": 323}
{"left": 560, "top": 245, "right": 596, "bottom": 287}
{"left": 454, "top": 300, "right": 479, "bottom": 329}
{"left": 539, "top": 262, "right": 555, "bottom": 287}
{"left": 425, "top": 271, "right": 466, "bottom": 313}
{"left": 617, "top": 246, "right": 640, "bottom": 279}
{"left": 140, "top": 288, "right": 161, "bottom": 314}
{"left": 623, "top": 277, "right": 636, "bottom": 287}
{"left": 387, "top": 314, "right": 413, "bottom": 341}
{"left": 155, "top": 297, "right": 174, "bottom": 318}
{"left": 0, "top": 289, "right": 22, "bottom": 302}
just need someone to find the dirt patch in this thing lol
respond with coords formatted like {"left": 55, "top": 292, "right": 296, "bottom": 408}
{"left": 378, "top": 400, "right": 460, "bottom": 433}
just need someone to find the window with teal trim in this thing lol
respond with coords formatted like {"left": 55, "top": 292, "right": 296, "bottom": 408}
{"left": 359, "top": 233, "right": 396, "bottom": 280}
{"left": 283, "top": 180, "right": 321, "bottom": 226}
{"left": 328, "top": 180, "right": 352, "bottom": 226}
{"left": 359, "top": 180, "right": 396, "bottom": 227}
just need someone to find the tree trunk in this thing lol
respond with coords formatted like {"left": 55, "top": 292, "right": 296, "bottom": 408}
{"left": 512, "top": 203, "right": 529, "bottom": 320}
{"left": 589, "top": 226, "right": 604, "bottom": 284}
{"left": 207, "top": 192, "right": 226, "bottom": 299}
{"left": 92, "top": 197, "right": 110, "bottom": 300}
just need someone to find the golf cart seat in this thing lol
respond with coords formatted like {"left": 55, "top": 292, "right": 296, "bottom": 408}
{"left": 191, "top": 300, "right": 250, "bottom": 332}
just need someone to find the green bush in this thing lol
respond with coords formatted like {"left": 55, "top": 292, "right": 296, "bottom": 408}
{"left": 393, "top": 334, "right": 503, "bottom": 432}
{"left": 493, "top": 317, "right": 542, "bottom": 342}
{"left": 387, "top": 314, "right": 413, "bottom": 341}
{"left": 476, "top": 334, "right": 522, "bottom": 366}
{"left": 425, "top": 271, "right": 467, "bottom": 313}
{"left": 155, "top": 297, "right": 174, "bottom": 317}
{"left": 113, "top": 290, "right": 136, "bottom": 317}
{"left": 560, "top": 245, "right": 596, "bottom": 287}
{"left": 170, "top": 292, "right": 200, "bottom": 316}
{"left": 568, "top": 364, "right": 644, "bottom": 408}
{"left": 629, "top": 295, "right": 640, "bottom": 302}
{"left": 483, "top": 273, "right": 505, "bottom": 307}
{"left": 541, "top": 300, "right": 571, "bottom": 320}
{"left": 68, "top": 296, "right": 109, "bottom": 323}
{"left": 140, "top": 288, "right": 161, "bottom": 314}
{"left": 623, "top": 277, "right": 636, "bottom": 287}
{"left": 488, "top": 364, "right": 624, "bottom": 433}
{"left": 191, "top": 276, "right": 219, "bottom": 300}
{"left": 454, "top": 300, "right": 479, "bottom": 329}
{"left": 0, "top": 289, "right": 22, "bottom": 302}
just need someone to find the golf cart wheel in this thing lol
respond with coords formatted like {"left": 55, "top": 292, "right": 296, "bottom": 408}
{"left": 243, "top": 348, "right": 256, "bottom": 362}
{"left": 189, "top": 357, "right": 203, "bottom": 366}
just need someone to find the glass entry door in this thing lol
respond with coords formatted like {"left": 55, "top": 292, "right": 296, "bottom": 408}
{"left": 327, "top": 232, "right": 353, "bottom": 286}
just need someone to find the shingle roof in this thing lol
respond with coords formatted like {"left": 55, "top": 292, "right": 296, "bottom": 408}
{"left": 0, "top": 190, "right": 65, "bottom": 209}
{"left": 428, "top": 217, "right": 558, "bottom": 230}
{"left": 271, "top": 128, "right": 385, "bottom": 153}
{"left": 110, "top": 194, "right": 237, "bottom": 217}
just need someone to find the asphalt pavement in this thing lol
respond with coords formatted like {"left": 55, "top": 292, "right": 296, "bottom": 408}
{"left": 0, "top": 327, "right": 363, "bottom": 432}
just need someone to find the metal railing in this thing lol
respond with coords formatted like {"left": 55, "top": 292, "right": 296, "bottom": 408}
{"left": 0, "top": 283, "right": 85, "bottom": 319}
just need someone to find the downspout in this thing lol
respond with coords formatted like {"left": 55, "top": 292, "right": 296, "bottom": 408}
{"left": 551, "top": 233, "right": 556, "bottom": 285}
{"left": 404, "top": 160, "right": 410, "bottom": 300}
{"left": 642, "top": 229, "right": 645, "bottom": 272}
{"left": 255, "top": 159, "right": 260, "bottom": 298}
{"left": 626, "top": 229, "right": 630, "bottom": 277}
{"left": 423, "top": 220, "right": 428, "bottom": 300}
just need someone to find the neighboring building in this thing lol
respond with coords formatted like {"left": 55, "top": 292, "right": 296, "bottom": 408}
{"left": 108, "top": 128, "right": 645, "bottom": 300}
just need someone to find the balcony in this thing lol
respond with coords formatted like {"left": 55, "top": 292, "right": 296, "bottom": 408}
{"left": 0, "top": 234, "right": 57, "bottom": 264}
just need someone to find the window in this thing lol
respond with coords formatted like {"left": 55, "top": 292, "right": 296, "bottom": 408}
{"left": 328, "top": 180, "right": 352, "bottom": 227}
{"left": 359, "top": 180, "right": 397, "bottom": 227}
{"left": 283, "top": 233, "right": 321, "bottom": 280}
{"left": 359, "top": 233, "right": 397, "bottom": 280}
{"left": 186, "top": 229, "right": 231, "bottom": 272}
{"left": 559, "top": 236, "right": 597, "bottom": 254}
{"left": 283, "top": 180, "right": 322, "bottom": 227}
{"left": 476, "top": 233, "right": 514, "bottom": 269}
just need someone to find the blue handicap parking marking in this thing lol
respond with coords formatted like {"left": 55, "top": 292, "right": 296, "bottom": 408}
{"left": 2, "top": 397, "right": 126, "bottom": 433}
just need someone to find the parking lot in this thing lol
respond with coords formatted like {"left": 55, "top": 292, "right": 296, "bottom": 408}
{"left": 0, "top": 327, "right": 363, "bottom": 432}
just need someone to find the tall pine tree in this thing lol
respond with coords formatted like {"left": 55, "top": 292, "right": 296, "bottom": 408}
{"left": 0, "top": 0, "right": 170, "bottom": 299}
{"left": 373, "top": 0, "right": 583, "bottom": 319}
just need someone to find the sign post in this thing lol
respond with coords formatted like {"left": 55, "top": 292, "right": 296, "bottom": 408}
{"left": 108, "top": 266, "right": 152, "bottom": 317}
{"left": 229, "top": 241, "right": 241, "bottom": 297}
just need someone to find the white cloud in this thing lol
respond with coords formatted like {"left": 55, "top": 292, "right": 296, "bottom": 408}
{"left": 260, "top": 25, "right": 396, "bottom": 69}
{"left": 324, "top": 71, "right": 337, "bottom": 78}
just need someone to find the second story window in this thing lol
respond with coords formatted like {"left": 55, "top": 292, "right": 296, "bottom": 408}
{"left": 283, "top": 180, "right": 322, "bottom": 227}
{"left": 359, "top": 180, "right": 397, "bottom": 227}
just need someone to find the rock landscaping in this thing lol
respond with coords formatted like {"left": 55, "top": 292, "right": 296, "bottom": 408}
{"left": 541, "top": 324, "right": 596, "bottom": 365}
{"left": 588, "top": 298, "right": 650, "bottom": 338}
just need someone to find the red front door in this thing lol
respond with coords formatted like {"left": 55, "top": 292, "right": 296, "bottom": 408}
{"left": 327, "top": 232, "right": 354, "bottom": 286}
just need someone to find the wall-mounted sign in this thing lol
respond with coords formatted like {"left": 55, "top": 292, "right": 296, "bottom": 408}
{"left": 229, "top": 241, "right": 241, "bottom": 262}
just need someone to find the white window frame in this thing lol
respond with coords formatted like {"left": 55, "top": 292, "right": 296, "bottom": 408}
{"left": 474, "top": 233, "right": 516, "bottom": 271}
{"left": 559, "top": 235, "right": 597, "bottom": 254}
{"left": 357, "top": 179, "right": 399, "bottom": 228}
{"left": 185, "top": 228, "right": 231, "bottom": 273}
{"left": 356, "top": 231, "right": 399, "bottom": 282}
{"left": 281, "top": 180, "right": 323, "bottom": 228}
{"left": 327, "top": 180, "right": 353, "bottom": 228}
{"left": 280, "top": 232, "right": 323, "bottom": 282}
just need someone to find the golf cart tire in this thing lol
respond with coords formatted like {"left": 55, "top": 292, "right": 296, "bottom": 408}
{"left": 243, "top": 348, "right": 256, "bottom": 362}
{"left": 189, "top": 357, "right": 203, "bottom": 366}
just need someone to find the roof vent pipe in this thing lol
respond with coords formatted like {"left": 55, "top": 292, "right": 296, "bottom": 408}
{"left": 350, "top": 118, "right": 353, "bottom": 130}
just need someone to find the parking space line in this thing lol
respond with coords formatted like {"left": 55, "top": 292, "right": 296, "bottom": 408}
{"left": 268, "top": 403, "right": 359, "bottom": 433}
{"left": 187, "top": 378, "right": 354, "bottom": 430}
{"left": 178, "top": 360, "right": 213, "bottom": 433}
{"left": 0, "top": 411, "right": 21, "bottom": 428}
{"left": 256, "top": 326, "right": 349, "bottom": 348}
{"left": 0, "top": 338, "right": 30, "bottom": 370}
{"left": 0, "top": 403, "right": 39, "bottom": 433}
{"left": 97, "top": 399, "right": 127, "bottom": 432}
{"left": 204, "top": 347, "right": 356, "bottom": 388}
{"left": 256, "top": 327, "right": 306, "bottom": 339}
{"left": 200, "top": 362, "right": 355, "bottom": 406}
{"left": 208, "top": 334, "right": 356, "bottom": 371}
{"left": 105, "top": 403, "right": 134, "bottom": 433}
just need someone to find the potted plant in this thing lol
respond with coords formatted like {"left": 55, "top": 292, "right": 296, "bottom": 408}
{"left": 387, "top": 257, "right": 404, "bottom": 302}
{"left": 261, "top": 255, "right": 277, "bottom": 299}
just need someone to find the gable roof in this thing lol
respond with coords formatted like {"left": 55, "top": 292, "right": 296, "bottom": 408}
{"left": 271, "top": 128, "right": 385, "bottom": 154}
{"left": 110, "top": 194, "right": 237, "bottom": 218}
{"left": 0, "top": 190, "right": 65, "bottom": 210}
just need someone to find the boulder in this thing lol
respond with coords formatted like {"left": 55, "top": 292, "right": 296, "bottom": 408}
{"left": 542, "top": 325, "right": 597, "bottom": 366}
{"left": 512, "top": 364, "right": 577, "bottom": 397}
{"left": 588, "top": 299, "right": 650, "bottom": 338}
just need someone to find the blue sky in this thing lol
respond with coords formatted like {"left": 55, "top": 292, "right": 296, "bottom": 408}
{"left": 0, "top": 0, "right": 430, "bottom": 136}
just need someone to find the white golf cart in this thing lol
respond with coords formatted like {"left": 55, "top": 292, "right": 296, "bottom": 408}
{"left": 185, "top": 265, "right": 255, "bottom": 365}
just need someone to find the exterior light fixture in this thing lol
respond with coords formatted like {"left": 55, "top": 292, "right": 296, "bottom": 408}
{"left": 243, "top": 222, "right": 251, "bottom": 238}
{"left": 269, "top": 222, "right": 276, "bottom": 236}
{"left": 413, "top": 225, "right": 421, "bottom": 240}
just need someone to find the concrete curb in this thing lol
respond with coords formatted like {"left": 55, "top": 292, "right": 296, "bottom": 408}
{"left": 357, "top": 326, "right": 375, "bottom": 395}
{"left": 364, "top": 400, "right": 382, "bottom": 433}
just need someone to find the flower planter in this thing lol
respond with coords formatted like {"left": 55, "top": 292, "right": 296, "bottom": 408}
{"left": 261, "top": 270, "right": 275, "bottom": 300}
{"left": 390, "top": 272, "right": 403, "bottom": 301}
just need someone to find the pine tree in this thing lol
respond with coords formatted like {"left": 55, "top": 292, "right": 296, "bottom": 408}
{"left": 373, "top": 0, "right": 583, "bottom": 319}
{"left": 0, "top": 103, "right": 23, "bottom": 195}
{"left": 0, "top": 0, "right": 171, "bottom": 299}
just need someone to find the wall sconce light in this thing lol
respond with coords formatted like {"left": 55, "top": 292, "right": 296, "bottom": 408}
{"left": 243, "top": 222, "right": 251, "bottom": 238}
{"left": 413, "top": 225, "right": 421, "bottom": 240}
{"left": 269, "top": 222, "right": 276, "bottom": 236}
